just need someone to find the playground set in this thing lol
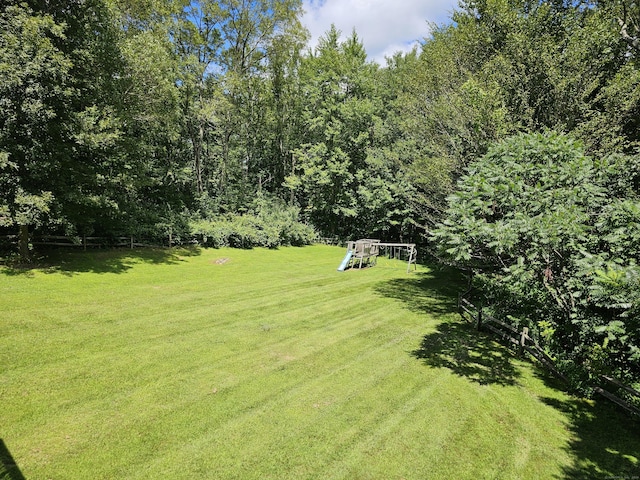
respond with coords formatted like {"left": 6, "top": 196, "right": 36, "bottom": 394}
{"left": 337, "top": 239, "right": 417, "bottom": 273}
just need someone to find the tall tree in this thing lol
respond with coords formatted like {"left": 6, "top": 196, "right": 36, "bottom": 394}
{"left": 0, "top": 0, "right": 131, "bottom": 255}
{"left": 389, "top": 20, "right": 509, "bottom": 230}
{"left": 262, "top": 27, "right": 308, "bottom": 197}
{"left": 173, "top": 0, "right": 305, "bottom": 211}
{"left": 391, "top": 0, "right": 640, "bottom": 237}
{"left": 286, "top": 27, "right": 410, "bottom": 239}
{"left": 115, "top": 8, "right": 194, "bottom": 229}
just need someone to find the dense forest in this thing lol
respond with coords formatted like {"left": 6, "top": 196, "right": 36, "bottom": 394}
{"left": 2, "top": 1, "right": 640, "bottom": 391}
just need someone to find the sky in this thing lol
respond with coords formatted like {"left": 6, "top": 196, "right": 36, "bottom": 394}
{"left": 301, "top": 0, "right": 460, "bottom": 64}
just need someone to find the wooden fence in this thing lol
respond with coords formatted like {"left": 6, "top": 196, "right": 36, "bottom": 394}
{"left": 317, "top": 237, "right": 344, "bottom": 246}
{"left": 458, "top": 294, "right": 640, "bottom": 417}
{"left": 1, "top": 234, "right": 174, "bottom": 250}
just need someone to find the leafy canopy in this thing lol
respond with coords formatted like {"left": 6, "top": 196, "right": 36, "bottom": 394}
{"left": 432, "top": 131, "right": 640, "bottom": 388}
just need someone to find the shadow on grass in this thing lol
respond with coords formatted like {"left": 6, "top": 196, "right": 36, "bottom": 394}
{"left": 540, "top": 396, "right": 640, "bottom": 479}
{"left": 0, "top": 439, "right": 25, "bottom": 480}
{"left": 374, "top": 266, "right": 521, "bottom": 386}
{"left": 373, "top": 266, "right": 465, "bottom": 316}
{"left": 412, "top": 321, "right": 522, "bottom": 387}
{"left": 0, "top": 246, "right": 202, "bottom": 276}
{"left": 376, "top": 264, "right": 640, "bottom": 478}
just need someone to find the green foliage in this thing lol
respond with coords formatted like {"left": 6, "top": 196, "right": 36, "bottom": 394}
{"left": 286, "top": 27, "right": 411, "bottom": 239}
{"left": 190, "top": 196, "right": 316, "bottom": 248}
{"left": 0, "top": 0, "right": 153, "bottom": 247}
{"left": 432, "top": 131, "right": 640, "bottom": 388}
{"left": 0, "top": 4, "right": 69, "bottom": 234}
{"left": 170, "top": 0, "right": 306, "bottom": 208}
{"left": 453, "top": 0, "right": 640, "bottom": 153}
{"left": 384, "top": 22, "right": 512, "bottom": 228}
{"left": 392, "top": 0, "right": 640, "bottom": 233}
{"left": 5, "top": 0, "right": 640, "bottom": 258}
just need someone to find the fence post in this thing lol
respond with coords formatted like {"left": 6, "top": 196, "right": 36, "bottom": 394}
{"left": 519, "top": 327, "right": 529, "bottom": 356}
{"left": 475, "top": 305, "right": 483, "bottom": 331}
{"left": 130, "top": 236, "right": 134, "bottom": 249}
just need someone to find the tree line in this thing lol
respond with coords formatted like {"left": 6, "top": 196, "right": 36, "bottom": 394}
{"left": 427, "top": 1, "right": 640, "bottom": 394}
{"left": 1, "top": 0, "right": 639, "bottom": 390}
{"left": 1, "top": 1, "right": 638, "bottom": 243}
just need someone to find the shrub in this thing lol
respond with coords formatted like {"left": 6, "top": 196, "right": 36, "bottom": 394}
{"left": 189, "top": 197, "right": 317, "bottom": 249}
{"left": 432, "top": 132, "right": 640, "bottom": 390}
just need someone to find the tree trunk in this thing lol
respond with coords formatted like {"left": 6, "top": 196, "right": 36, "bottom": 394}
{"left": 18, "top": 224, "right": 30, "bottom": 260}
{"left": 192, "top": 121, "right": 204, "bottom": 195}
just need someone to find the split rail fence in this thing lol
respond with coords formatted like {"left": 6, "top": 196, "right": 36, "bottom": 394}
{"left": 458, "top": 294, "right": 640, "bottom": 417}
{"left": 1, "top": 234, "right": 176, "bottom": 250}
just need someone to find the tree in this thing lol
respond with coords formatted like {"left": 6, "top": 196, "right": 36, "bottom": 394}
{"left": 432, "top": 132, "right": 640, "bottom": 388}
{"left": 386, "top": 21, "right": 510, "bottom": 230}
{"left": 611, "top": 0, "right": 640, "bottom": 51}
{"left": 285, "top": 27, "right": 409, "bottom": 238}
{"left": 389, "top": 0, "right": 640, "bottom": 238}
{"left": 0, "top": 4, "right": 64, "bottom": 256}
{"left": 260, "top": 23, "right": 308, "bottom": 198}
{"left": 0, "top": 1, "right": 126, "bottom": 255}
{"left": 452, "top": 0, "right": 640, "bottom": 153}
{"left": 116, "top": 12, "right": 194, "bottom": 231}
{"left": 172, "top": 0, "right": 305, "bottom": 210}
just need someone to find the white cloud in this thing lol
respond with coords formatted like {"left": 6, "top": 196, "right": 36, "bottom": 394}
{"left": 301, "top": 0, "right": 459, "bottom": 64}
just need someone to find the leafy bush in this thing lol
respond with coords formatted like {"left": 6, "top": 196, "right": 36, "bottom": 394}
{"left": 190, "top": 197, "right": 317, "bottom": 249}
{"left": 432, "top": 132, "right": 640, "bottom": 390}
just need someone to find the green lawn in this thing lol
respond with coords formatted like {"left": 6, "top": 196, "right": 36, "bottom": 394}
{"left": 1, "top": 245, "right": 638, "bottom": 479}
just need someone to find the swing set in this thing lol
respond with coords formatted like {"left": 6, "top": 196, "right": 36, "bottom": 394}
{"left": 337, "top": 239, "right": 417, "bottom": 273}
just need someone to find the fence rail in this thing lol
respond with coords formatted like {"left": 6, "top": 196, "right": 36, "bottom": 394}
{"left": 317, "top": 237, "right": 344, "bottom": 246}
{"left": 1, "top": 234, "right": 175, "bottom": 250}
{"left": 458, "top": 293, "right": 640, "bottom": 417}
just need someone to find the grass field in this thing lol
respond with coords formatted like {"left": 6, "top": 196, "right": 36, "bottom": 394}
{"left": 1, "top": 245, "right": 639, "bottom": 479}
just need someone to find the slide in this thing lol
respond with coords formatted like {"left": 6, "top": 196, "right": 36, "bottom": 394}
{"left": 337, "top": 250, "right": 353, "bottom": 271}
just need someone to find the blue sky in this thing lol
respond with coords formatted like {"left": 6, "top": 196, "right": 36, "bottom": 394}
{"left": 301, "top": 0, "right": 460, "bottom": 63}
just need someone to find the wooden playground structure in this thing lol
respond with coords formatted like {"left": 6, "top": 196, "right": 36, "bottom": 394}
{"left": 337, "top": 239, "right": 417, "bottom": 273}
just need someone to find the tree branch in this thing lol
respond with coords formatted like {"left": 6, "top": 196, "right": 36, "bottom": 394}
{"left": 618, "top": 18, "right": 640, "bottom": 51}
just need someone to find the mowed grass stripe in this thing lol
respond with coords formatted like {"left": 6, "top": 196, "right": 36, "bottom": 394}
{"left": 2, "top": 248, "right": 416, "bottom": 470}
{"left": 2, "top": 275, "right": 357, "bottom": 377}
{"left": 126, "top": 315, "right": 443, "bottom": 479}
{"left": 2, "top": 245, "right": 639, "bottom": 479}
{"left": 3, "top": 285, "right": 391, "bottom": 417}
{"left": 43, "top": 304, "right": 420, "bottom": 472}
